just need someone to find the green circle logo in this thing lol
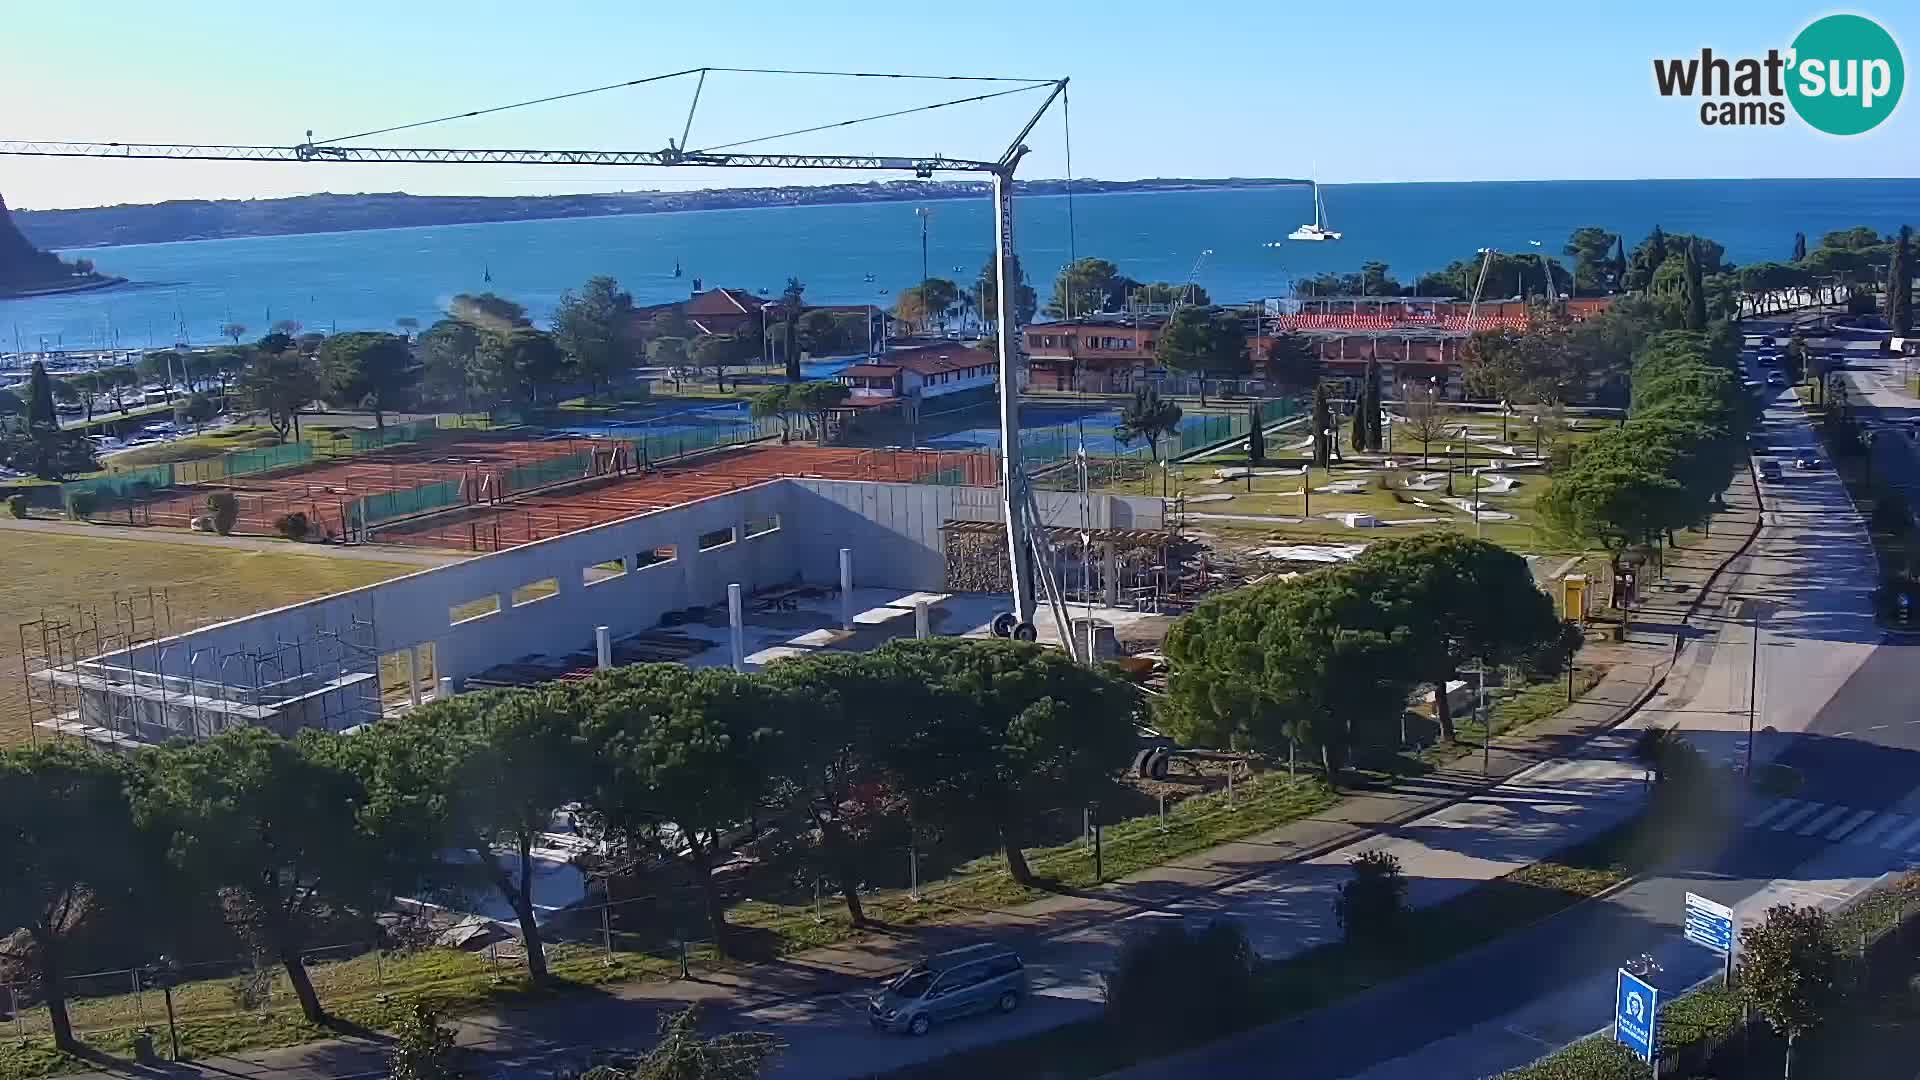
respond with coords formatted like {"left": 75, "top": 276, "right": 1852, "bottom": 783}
{"left": 1787, "top": 14, "right": 1904, "bottom": 135}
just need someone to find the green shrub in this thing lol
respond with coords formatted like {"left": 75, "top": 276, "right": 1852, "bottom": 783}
{"left": 1334, "top": 849, "right": 1410, "bottom": 944}
{"left": 1103, "top": 919, "right": 1258, "bottom": 1051}
{"left": 206, "top": 490, "right": 239, "bottom": 535}
{"left": 273, "top": 511, "right": 310, "bottom": 540}
{"left": 386, "top": 1002, "right": 457, "bottom": 1080}
{"left": 5, "top": 493, "right": 26, "bottom": 519}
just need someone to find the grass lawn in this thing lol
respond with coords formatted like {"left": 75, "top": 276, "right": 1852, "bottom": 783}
{"left": 100, "top": 425, "right": 284, "bottom": 471}
{"left": 0, "top": 532, "right": 418, "bottom": 746}
{"left": 1090, "top": 416, "right": 1612, "bottom": 556}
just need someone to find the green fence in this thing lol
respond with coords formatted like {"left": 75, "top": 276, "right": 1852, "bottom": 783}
{"left": 171, "top": 440, "right": 316, "bottom": 485}
{"left": 347, "top": 420, "right": 439, "bottom": 452}
{"left": 357, "top": 480, "right": 464, "bottom": 526}
{"left": 626, "top": 416, "right": 785, "bottom": 465}
{"left": 62, "top": 465, "right": 175, "bottom": 513}
{"left": 503, "top": 451, "right": 594, "bottom": 495}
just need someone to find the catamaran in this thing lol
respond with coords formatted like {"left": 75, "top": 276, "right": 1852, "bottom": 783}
{"left": 1288, "top": 182, "right": 1342, "bottom": 242}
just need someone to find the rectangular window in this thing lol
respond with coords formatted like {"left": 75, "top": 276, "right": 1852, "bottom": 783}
{"left": 635, "top": 545, "right": 676, "bottom": 569}
{"left": 449, "top": 594, "right": 501, "bottom": 625}
{"left": 512, "top": 578, "right": 560, "bottom": 607}
{"left": 583, "top": 558, "right": 627, "bottom": 586}
{"left": 697, "top": 527, "right": 735, "bottom": 551}
{"left": 745, "top": 514, "right": 780, "bottom": 538}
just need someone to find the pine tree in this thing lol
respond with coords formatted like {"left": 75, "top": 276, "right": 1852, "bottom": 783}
{"left": 1886, "top": 225, "right": 1912, "bottom": 335}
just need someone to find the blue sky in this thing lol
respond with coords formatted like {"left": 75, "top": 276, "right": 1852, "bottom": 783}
{"left": 1, "top": 0, "right": 1913, "bottom": 209}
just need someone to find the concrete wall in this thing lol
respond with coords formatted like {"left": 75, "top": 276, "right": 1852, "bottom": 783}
{"left": 89, "top": 478, "right": 1165, "bottom": 711}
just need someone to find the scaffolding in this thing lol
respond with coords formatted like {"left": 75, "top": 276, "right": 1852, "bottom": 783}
{"left": 16, "top": 592, "right": 383, "bottom": 749}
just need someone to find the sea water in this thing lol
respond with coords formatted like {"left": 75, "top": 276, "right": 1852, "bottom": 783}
{"left": 6, "top": 178, "right": 1918, "bottom": 352}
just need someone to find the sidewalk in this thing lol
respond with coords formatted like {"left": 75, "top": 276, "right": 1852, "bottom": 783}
{"left": 54, "top": 492, "right": 1760, "bottom": 1080}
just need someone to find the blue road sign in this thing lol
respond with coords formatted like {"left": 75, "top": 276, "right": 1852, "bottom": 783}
{"left": 1615, "top": 967, "right": 1659, "bottom": 1064}
{"left": 1684, "top": 892, "right": 1735, "bottom": 955}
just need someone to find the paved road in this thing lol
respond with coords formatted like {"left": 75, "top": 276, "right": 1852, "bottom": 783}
{"left": 1117, "top": 324, "right": 1920, "bottom": 1080}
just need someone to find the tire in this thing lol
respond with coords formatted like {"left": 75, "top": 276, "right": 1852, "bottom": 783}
{"left": 997, "top": 990, "right": 1019, "bottom": 1013}
{"left": 908, "top": 1014, "right": 932, "bottom": 1037}
{"left": 991, "top": 612, "right": 1017, "bottom": 638}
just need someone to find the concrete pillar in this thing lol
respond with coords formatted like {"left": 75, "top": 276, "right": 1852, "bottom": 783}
{"left": 437, "top": 676, "right": 453, "bottom": 701}
{"left": 595, "top": 625, "right": 612, "bottom": 671}
{"left": 406, "top": 649, "right": 422, "bottom": 708}
{"left": 915, "top": 600, "right": 931, "bottom": 639}
{"left": 839, "top": 547, "right": 854, "bottom": 631}
{"left": 1103, "top": 542, "right": 1119, "bottom": 607}
{"left": 728, "top": 583, "right": 746, "bottom": 672}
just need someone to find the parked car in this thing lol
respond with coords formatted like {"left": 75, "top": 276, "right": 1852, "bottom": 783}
{"left": 1767, "top": 373, "right": 1787, "bottom": 387}
{"left": 1795, "top": 456, "right": 1823, "bottom": 470}
{"left": 870, "top": 944, "right": 1027, "bottom": 1036}
{"left": 1758, "top": 460, "right": 1783, "bottom": 483}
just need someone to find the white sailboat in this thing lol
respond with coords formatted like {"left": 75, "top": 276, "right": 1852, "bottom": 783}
{"left": 1288, "top": 181, "right": 1342, "bottom": 242}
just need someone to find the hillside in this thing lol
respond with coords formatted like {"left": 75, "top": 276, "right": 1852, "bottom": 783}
{"left": 0, "top": 193, "right": 120, "bottom": 296}
{"left": 11, "top": 177, "right": 1299, "bottom": 249}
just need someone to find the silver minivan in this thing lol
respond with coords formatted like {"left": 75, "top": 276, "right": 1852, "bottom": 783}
{"left": 868, "top": 943, "right": 1027, "bottom": 1036}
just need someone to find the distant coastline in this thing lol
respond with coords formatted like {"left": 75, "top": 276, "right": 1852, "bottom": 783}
{"left": 0, "top": 274, "right": 128, "bottom": 302}
{"left": 13, "top": 178, "right": 1303, "bottom": 252}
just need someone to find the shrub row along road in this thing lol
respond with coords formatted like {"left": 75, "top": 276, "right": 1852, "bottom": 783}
{"left": 1115, "top": 318, "right": 1920, "bottom": 1080}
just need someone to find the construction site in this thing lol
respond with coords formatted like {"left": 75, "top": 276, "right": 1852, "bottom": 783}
{"left": 17, "top": 434, "right": 1192, "bottom": 748}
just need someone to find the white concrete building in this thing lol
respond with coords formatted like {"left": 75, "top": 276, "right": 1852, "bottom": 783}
{"left": 34, "top": 474, "right": 1163, "bottom": 749}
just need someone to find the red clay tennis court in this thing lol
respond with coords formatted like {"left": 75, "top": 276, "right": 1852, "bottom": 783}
{"left": 374, "top": 445, "right": 998, "bottom": 551}
{"left": 147, "top": 436, "right": 615, "bottom": 538}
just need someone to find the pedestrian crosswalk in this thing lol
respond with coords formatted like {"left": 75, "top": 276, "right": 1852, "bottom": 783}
{"left": 1745, "top": 798, "right": 1920, "bottom": 853}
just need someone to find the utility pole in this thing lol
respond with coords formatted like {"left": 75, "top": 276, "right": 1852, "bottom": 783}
{"left": 916, "top": 206, "right": 933, "bottom": 288}
{"left": 1745, "top": 596, "right": 1763, "bottom": 779}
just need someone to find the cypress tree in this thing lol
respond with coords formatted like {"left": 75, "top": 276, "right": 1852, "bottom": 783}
{"left": 1612, "top": 235, "right": 1627, "bottom": 291}
{"left": 1682, "top": 240, "right": 1708, "bottom": 331}
{"left": 1887, "top": 225, "right": 1912, "bottom": 335}
{"left": 1311, "top": 380, "right": 1332, "bottom": 468}
{"left": 1792, "top": 232, "right": 1808, "bottom": 262}
{"left": 1247, "top": 401, "right": 1265, "bottom": 464}
{"left": 27, "top": 360, "right": 57, "bottom": 432}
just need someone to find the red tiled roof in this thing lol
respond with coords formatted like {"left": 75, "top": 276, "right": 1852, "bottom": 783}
{"left": 687, "top": 288, "right": 766, "bottom": 316}
{"left": 841, "top": 364, "right": 901, "bottom": 377}
{"left": 882, "top": 343, "right": 995, "bottom": 376}
{"left": 1271, "top": 314, "right": 1532, "bottom": 333}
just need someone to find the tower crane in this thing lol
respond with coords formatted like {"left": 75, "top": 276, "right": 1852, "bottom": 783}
{"left": 2, "top": 68, "right": 1079, "bottom": 652}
